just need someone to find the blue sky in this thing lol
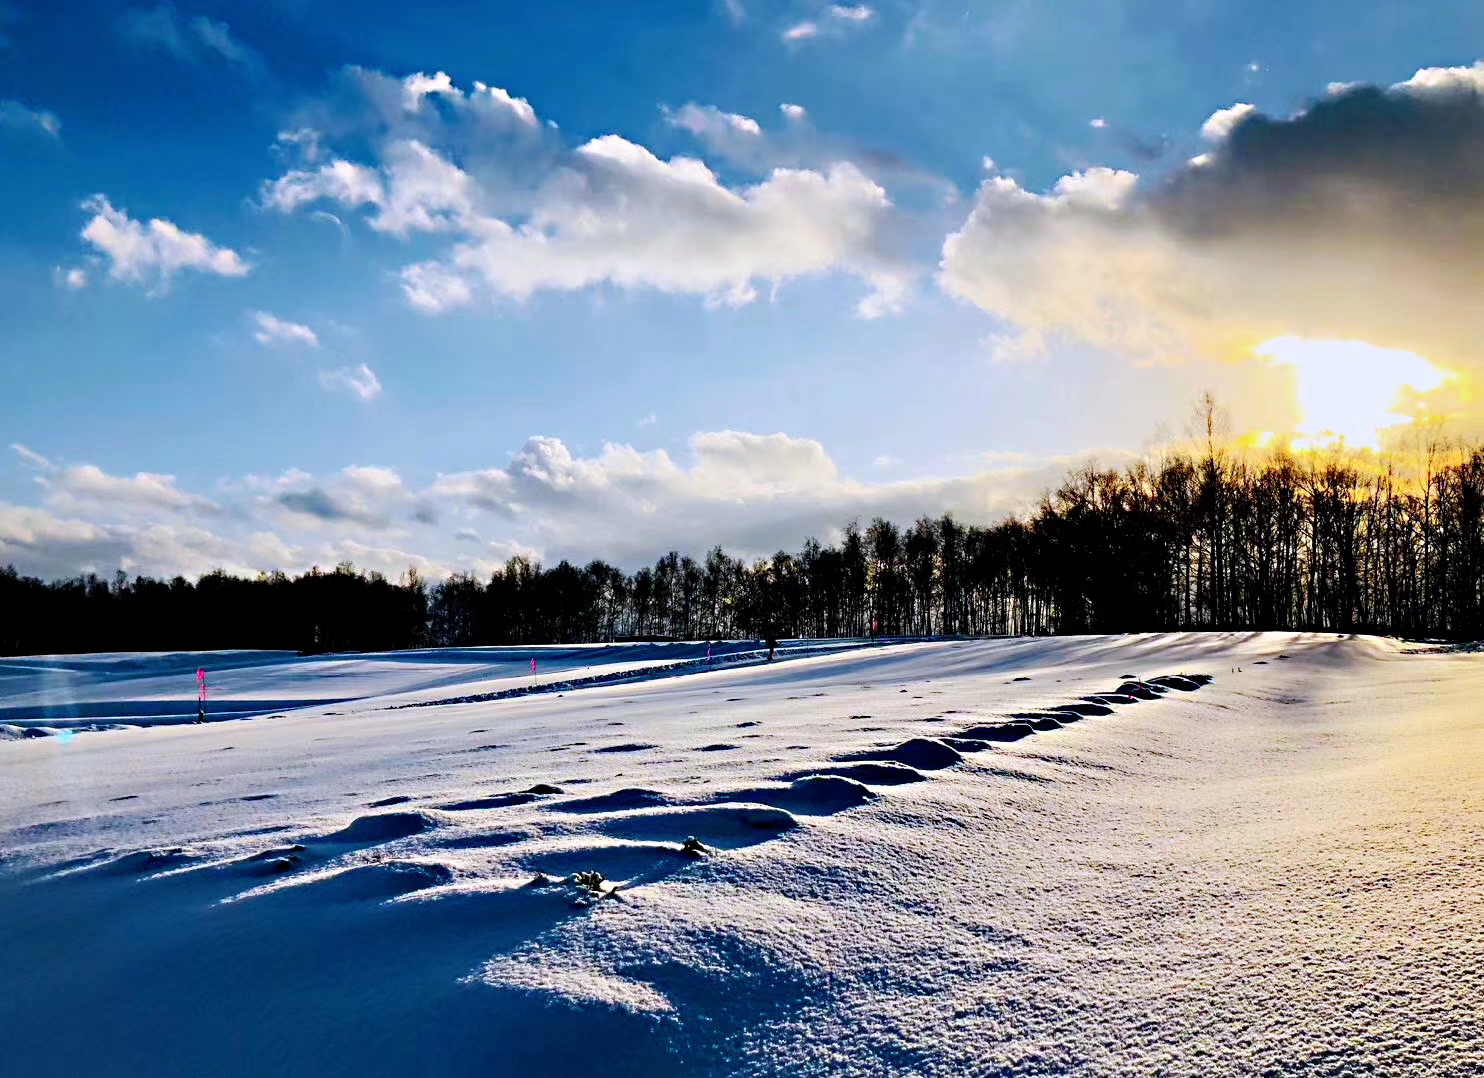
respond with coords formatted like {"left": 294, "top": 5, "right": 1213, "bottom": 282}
{"left": 4, "top": 0, "right": 1484, "bottom": 579}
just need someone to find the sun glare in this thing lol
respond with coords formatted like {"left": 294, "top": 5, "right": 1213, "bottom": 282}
{"left": 1254, "top": 336, "right": 1447, "bottom": 449}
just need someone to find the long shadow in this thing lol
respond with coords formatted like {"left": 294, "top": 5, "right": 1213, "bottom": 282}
{"left": 0, "top": 842, "right": 685, "bottom": 1077}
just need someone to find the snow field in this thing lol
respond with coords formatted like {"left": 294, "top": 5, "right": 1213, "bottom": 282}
{"left": 1, "top": 632, "right": 1479, "bottom": 1076}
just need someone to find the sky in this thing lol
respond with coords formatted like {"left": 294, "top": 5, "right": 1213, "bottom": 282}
{"left": 3, "top": 0, "right": 1484, "bottom": 581}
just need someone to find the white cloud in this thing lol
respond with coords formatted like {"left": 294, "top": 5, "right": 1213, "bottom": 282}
{"left": 319, "top": 363, "right": 382, "bottom": 402}
{"left": 407, "top": 137, "right": 909, "bottom": 316}
{"left": 79, "top": 195, "right": 248, "bottom": 292}
{"left": 252, "top": 311, "right": 319, "bottom": 348}
{"left": 0, "top": 432, "right": 1130, "bottom": 579}
{"left": 783, "top": 6, "right": 872, "bottom": 42}
{"left": 275, "top": 127, "right": 325, "bottom": 163}
{"left": 429, "top": 430, "right": 1101, "bottom": 566}
{"left": 46, "top": 465, "right": 207, "bottom": 511}
{"left": 939, "top": 62, "right": 1484, "bottom": 388}
{"left": 0, "top": 99, "right": 59, "bottom": 138}
{"left": 1200, "top": 102, "right": 1255, "bottom": 143}
{"left": 12, "top": 446, "right": 215, "bottom": 515}
{"left": 1396, "top": 59, "right": 1484, "bottom": 95}
{"left": 260, "top": 159, "right": 384, "bottom": 216}
{"left": 0, "top": 500, "right": 452, "bottom": 583}
{"left": 263, "top": 70, "right": 913, "bottom": 318}
{"left": 780, "top": 103, "right": 806, "bottom": 121}
{"left": 54, "top": 266, "right": 87, "bottom": 289}
{"left": 400, "top": 261, "right": 474, "bottom": 312}
{"left": 400, "top": 69, "right": 539, "bottom": 127}
{"left": 664, "top": 103, "right": 761, "bottom": 139}
{"left": 271, "top": 465, "right": 407, "bottom": 527}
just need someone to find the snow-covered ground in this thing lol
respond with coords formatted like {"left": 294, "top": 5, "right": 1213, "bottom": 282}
{"left": 1, "top": 633, "right": 1479, "bottom": 1076}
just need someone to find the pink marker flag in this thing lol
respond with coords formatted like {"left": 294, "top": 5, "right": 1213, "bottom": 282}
{"left": 530, "top": 658, "right": 537, "bottom": 676}
{"left": 196, "top": 668, "right": 207, "bottom": 701}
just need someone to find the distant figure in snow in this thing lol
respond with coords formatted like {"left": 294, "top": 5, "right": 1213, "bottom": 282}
{"left": 766, "top": 633, "right": 777, "bottom": 662}
{"left": 195, "top": 668, "right": 206, "bottom": 724}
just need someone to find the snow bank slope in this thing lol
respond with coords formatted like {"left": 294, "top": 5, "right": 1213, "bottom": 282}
{"left": 0, "top": 638, "right": 864, "bottom": 728}
{"left": 1, "top": 633, "right": 1479, "bottom": 1076}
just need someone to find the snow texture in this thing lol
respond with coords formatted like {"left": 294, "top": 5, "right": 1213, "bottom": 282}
{"left": 1, "top": 633, "right": 1480, "bottom": 1076}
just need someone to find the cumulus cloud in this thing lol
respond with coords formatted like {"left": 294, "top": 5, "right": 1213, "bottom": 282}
{"left": 261, "top": 159, "right": 383, "bottom": 217}
{"left": 0, "top": 500, "right": 450, "bottom": 583}
{"left": 318, "top": 363, "right": 382, "bottom": 401}
{"left": 250, "top": 464, "right": 426, "bottom": 532}
{"left": 429, "top": 430, "right": 1114, "bottom": 565}
{"left": 264, "top": 70, "right": 913, "bottom": 317}
{"left": 662, "top": 96, "right": 955, "bottom": 203}
{"left": 252, "top": 311, "right": 318, "bottom": 348}
{"left": 13, "top": 445, "right": 216, "bottom": 515}
{"left": 44, "top": 465, "right": 209, "bottom": 512}
{"left": 1200, "top": 102, "right": 1256, "bottom": 143}
{"left": 0, "top": 431, "right": 1125, "bottom": 579}
{"left": 0, "top": 504, "right": 252, "bottom": 580}
{"left": 78, "top": 195, "right": 248, "bottom": 292}
{"left": 940, "top": 61, "right": 1484, "bottom": 385}
{"left": 407, "top": 138, "right": 909, "bottom": 316}
{"left": 0, "top": 99, "right": 59, "bottom": 138}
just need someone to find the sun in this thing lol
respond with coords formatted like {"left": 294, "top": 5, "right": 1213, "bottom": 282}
{"left": 1254, "top": 337, "right": 1448, "bottom": 449}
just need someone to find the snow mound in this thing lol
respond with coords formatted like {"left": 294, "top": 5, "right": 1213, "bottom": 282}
{"left": 939, "top": 736, "right": 994, "bottom": 752}
{"left": 597, "top": 804, "right": 799, "bottom": 847}
{"left": 551, "top": 788, "right": 673, "bottom": 813}
{"left": 719, "top": 775, "right": 878, "bottom": 815}
{"left": 98, "top": 847, "right": 198, "bottom": 875}
{"left": 1051, "top": 701, "right": 1114, "bottom": 717}
{"left": 284, "top": 860, "right": 455, "bottom": 902}
{"left": 325, "top": 811, "right": 438, "bottom": 844}
{"left": 1149, "top": 673, "right": 1213, "bottom": 691}
{"left": 478, "top": 956, "right": 675, "bottom": 1015}
{"left": 841, "top": 737, "right": 964, "bottom": 770}
{"left": 779, "top": 775, "right": 877, "bottom": 811}
{"left": 1117, "top": 681, "right": 1166, "bottom": 698}
{"left": 805, "top": 761, "right": 927, "bottom": 785}
{"left": 958, "top": 722, "right": 1036, "bottom": 742}
{"left": 439, "top": 793, "right": 545, "bottom": 811}
{"left": 1009, "top": 713, "right": 1066, "bottom": 730}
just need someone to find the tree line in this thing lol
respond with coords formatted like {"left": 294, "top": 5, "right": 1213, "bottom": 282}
{"left": 4, "top": 426, "right": 1484, "bottom": 656}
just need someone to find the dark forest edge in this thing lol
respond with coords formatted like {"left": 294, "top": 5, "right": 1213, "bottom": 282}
{"left": 5, "top": 435, "right": 1484, "bottom": 656}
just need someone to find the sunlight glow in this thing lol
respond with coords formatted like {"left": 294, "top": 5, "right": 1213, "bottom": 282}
{"left": 1254, "top": 337, "right": 1448, "bottom": 449}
